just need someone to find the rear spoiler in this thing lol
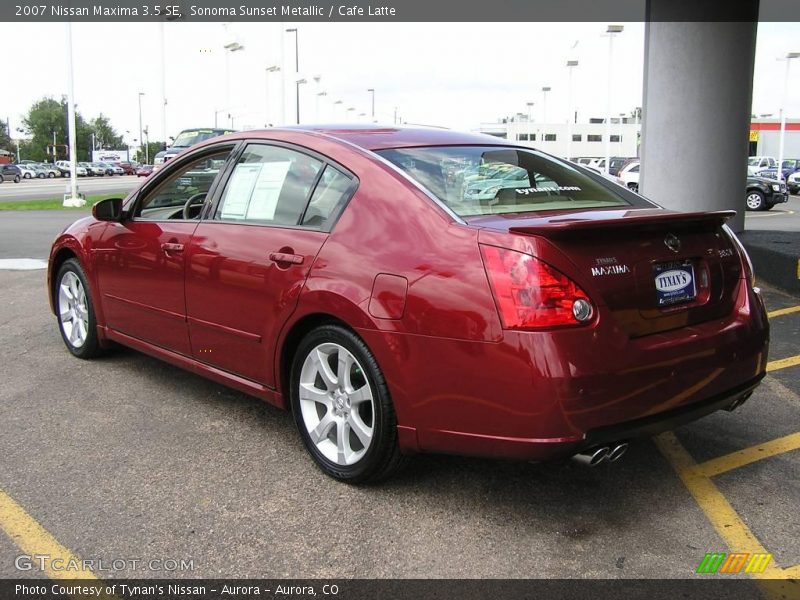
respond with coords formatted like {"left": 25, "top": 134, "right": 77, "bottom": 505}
{"left": 509, "top": 210, "right": 736, "bottom": 238}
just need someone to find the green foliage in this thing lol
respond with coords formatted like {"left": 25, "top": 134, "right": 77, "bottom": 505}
{"left": 0, "top": 119, "right": 11, "bottom": 152}
{"left": 135, "top": 141, "right": 164, "bottom": 164}
{"left": 16, "top": 96, "right": 126, "bottom": 162}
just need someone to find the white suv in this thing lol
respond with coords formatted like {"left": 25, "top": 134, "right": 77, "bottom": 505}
{"left": 55, "top": 161, "right": 87, "bottom": 177}
{"left": 788, "top": 171, "right": 799, "bottom": 195}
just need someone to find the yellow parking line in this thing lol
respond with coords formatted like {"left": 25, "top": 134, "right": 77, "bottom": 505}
{"left": 653, "top": 432, "right": 793, "bottom": 590}
{"left": 767, "top": 355, "right": 800, "bottom": 373}
{"left": 696, "top": 432, "right": 800, "bottom": 477}
{"left": 0, "top": 488, "right": 97, "bottom": 580}
{"left": 767, "top": 305, "right": 800, "bottom": 319}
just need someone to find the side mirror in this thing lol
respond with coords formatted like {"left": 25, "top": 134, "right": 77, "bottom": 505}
{"left": 92, "top": 197, "right": 124, "bottom": 222}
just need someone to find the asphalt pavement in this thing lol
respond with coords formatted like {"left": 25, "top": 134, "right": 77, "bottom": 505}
{"left": 0, "top": 175, "right": 140, "bottom": 201}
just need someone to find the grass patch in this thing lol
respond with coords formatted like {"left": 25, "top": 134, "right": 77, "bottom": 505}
{"left": 0, "top": 195, "right": 111, "bottom": 211}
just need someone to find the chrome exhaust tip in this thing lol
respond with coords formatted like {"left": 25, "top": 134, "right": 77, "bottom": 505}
{"left": 607, "top": 442, "right": 629, "bottom": 463}
{"left": 725, "top": 391, "right": 752, "bottom": 412}
{"left": 571, "top": 446, "right": 610, "bottom": 467}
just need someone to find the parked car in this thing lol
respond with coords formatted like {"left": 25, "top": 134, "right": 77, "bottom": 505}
{"left": 48, "top": 126, "right": 768, "bottom": 483}
{"left": 616, "top": 160, "right": 640, "bottom": 192}
{"left": 55, "top": 161, "right": 88, "bottom": 177}
{"left": 0, "top": 164, "right": 21, "bottom": 183}
{"left": 80, "top": 162, "right": 105, "bottom": 176}
{"left": 30, "top": 164, "right": 50, "bottom": 178}
{"left": 154, "top": 128, "right": 236, "bottom": 165}
{"left": 16, "top": 164, "right": 37, "bottom": 179}
{"left": 755, "top": 158, "right": 800, "bottom": 181}
{"left": 98, "top": 162, "right": 124, "bottom": 176}
{"left": 788, "top": 171, "right": 800, "bottom": 195}
{"left": 593, "top": 156, "right": 634, "bottom": 176}
{"left": 747, "top": 156, "right": 776, "bottom": 176}
{"left": 745, "top": 176, "right": 788, "bottom": 211}
{"left": 136, "top": 164, "right": 154, "bottom": 177}
{"left": 118, "top": 162, "right": 138, "bottom": 175}
{"left": 36, "top": 163, "right": 62, "bottom": 178}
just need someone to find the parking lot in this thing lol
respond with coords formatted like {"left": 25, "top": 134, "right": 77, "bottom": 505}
{"left": 0, "top": 227, "right": 798, "bottom": 591}
{"left": 0, "top": 175, "right": 140, "bottom": 202}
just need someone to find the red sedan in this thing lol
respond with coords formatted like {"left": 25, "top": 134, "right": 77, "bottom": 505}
{"left": 136, "top": 165, "right": 154, "bottom": 177}
{"left": 47, "top": 126, "right": 769, "bottom": 482}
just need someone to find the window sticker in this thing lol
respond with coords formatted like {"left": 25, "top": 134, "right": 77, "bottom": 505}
{"left": 246, "top": 161, "right": 291, "bottom": 221}
{"left": 220, "top": 163, "right": 262, "bottom": 219}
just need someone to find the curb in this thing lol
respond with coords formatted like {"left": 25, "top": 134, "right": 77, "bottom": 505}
{"left": 740, "top": 231, "right": 800, "bottom": 296}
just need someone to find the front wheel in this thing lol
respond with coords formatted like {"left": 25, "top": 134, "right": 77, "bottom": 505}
{"left": 745, "top": 190, "right": 766, "bottom": 211}
{"left": 290, "top": 325, "right": 407, "bottom": 483}
{"left": 55, "top": 259, "right": 103, "bottom": 359}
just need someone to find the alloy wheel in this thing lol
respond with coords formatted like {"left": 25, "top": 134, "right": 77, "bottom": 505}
{"left": 298, "top": 343, "right": 375, "bottom": 466}
{"left": 58, "top": 271, "right": 89, "bottom": 348}
{"left": 746, "top": 192, "right": 764, "bottom": 210}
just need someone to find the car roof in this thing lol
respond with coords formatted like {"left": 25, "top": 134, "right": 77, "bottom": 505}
{"left": 245, "top": 124, "right": 514, "bottom": 152}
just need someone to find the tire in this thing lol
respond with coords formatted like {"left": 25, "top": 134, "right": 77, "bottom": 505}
{"left": 48, "top": 172, "right": 55, "bottom": 178}
{"left": 627, "top": 183, "right": 639, "bottom": 193}
{"left": 14, "top": 175, "right": 20, "bottom": 183}
{"left": 745, "top": 190, "right": 766, "bottom": 211}
{"left": 24, "top": 173, "right": 31, "bottom": 179}
{"left": 290, "top": 324, "right": 408, "bottom": 483}
{"left": 55, "top": 258, "right": 103, "bottom": 359}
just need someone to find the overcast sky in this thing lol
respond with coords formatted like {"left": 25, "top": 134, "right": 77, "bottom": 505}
{"left": 1, "top": 21, "right": 798, "bottom": 145}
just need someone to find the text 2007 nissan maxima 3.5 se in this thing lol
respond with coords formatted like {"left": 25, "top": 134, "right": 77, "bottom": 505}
{"left": 48, "top": 126, "right": 769, "bottom": 482}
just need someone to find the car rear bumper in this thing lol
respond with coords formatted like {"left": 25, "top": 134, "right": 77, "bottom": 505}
{"left": 362, "top": 280, "right": 769, "bottom": 461}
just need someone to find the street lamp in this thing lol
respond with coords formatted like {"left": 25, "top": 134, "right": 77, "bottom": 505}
{"left": 286, "top": 28, "right": 300, "bottom": 123}
{"left": 333, "top": 99, "right": 343, "bottom": 120}
{"left": 526, "top": 101, "right": 534, "bottom": 145}
{"left": 566, "top": 60, "right": 578, "bottom": 161}
{"left": 367, "top": 88, "right": 375, "bottom": 120}
{"left": 223, "top": 41, "right": 245, "bottom": 128}
{"left": 265, "top": 65, "right": 281, "bottom": 126}
{"left": 296, "top": 78, "right": 307, "bottom": 123}
{"left": 541, "top": 86, "right": 551, "bottom": 124}
{"left": 346, "top": 107, "right": 356, "bottom": 122}
{"left": 778, "top": 52, "right": 800, "bottom": 181}
{"left": 604, "top": 25, "right": 624, "bottom": 174}
{"left": 618, "top": 112, "right": 626, "bottom": 155}
{"left": 137, "top": 92, "right": 145, "bottom": 164}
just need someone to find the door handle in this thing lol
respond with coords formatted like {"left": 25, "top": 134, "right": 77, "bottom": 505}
{"left": 161, "top": 242, "right": 185, "bottom": 253}
{"left": 268, "top": 252, "right": 304, "bottom": 265}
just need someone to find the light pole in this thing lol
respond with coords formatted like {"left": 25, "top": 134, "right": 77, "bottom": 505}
{"left": 64, "top": 22, "right": 81, "bottom": 206}
{"left": 159, "top": 21, "right": 167, "bottom": 151}
{"left": 265, "top": 65, "right": 281, "bottom": 126}
{"left": 778, "top": 52, "right": 799, "bottom": 181}
{"left": 143, "top": 126, "right": 149, "bottom": 163}
{"left": 296, "top": 78, "right": 307, "bottom": 123}
{"left": 137, "top": 91, "right": 145, "bottom": 167}
{"left": 526, "top": 101, "right": 534, "bottom": 145}
{"left": 604, "top": 25, "right": 624, "bottom": 174}
{"left": 367, "top": 88, "right": 375, "bottom": 121}
{"left": 541, "top": 86, "right": 551, "bottom": 125}
{"left": 223, "top": 41, "right": 245, "bottom": 128}
{"left": 333, "top": 100, "right": 343, "bottom": 121}
{"left": 346, "top": 107, "right": 356, "bottom": 122}
{"left": 566, "top": 60, "right": 578, "bottom": 161}
{"left": 286, "top": 28, "right": 300, "bottom": 124}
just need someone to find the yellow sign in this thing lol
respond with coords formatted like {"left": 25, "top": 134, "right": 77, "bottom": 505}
{"left": 749, "top": 131, "right": 759, "bottom": 142}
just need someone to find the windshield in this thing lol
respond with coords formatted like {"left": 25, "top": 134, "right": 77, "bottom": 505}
{"left": 747, "top": 157, "right": 760, "bottom": 166}
{"left": 172, "top": 129, "right": 234, "bottom": 148}
{"left": 378, "top": 146, "right": 632, "bottom": 217}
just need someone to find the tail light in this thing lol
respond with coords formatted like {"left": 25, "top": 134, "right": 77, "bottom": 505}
{"left": 480, "top": 244, "right": 595, "bottom": 330}
{"left": 722, "top": 225, "right": 754, "bottom": 285}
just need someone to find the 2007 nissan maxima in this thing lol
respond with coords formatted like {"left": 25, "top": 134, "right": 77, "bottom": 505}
{"left": 48, "top": 126, "right": 769, "bottom": 482}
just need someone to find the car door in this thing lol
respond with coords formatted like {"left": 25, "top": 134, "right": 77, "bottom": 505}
{"left": 94, "top": 146, "right": 234, "bottom": 355}
{"left": 184, "top": 142, "right": 357, "bottom": 387}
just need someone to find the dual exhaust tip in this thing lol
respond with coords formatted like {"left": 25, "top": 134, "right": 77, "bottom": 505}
{"left": 572, "top": 442, "right": 628, "bottom": 467}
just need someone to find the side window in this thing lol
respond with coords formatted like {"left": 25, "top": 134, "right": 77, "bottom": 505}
{"left": 301, "top": 165, "right": 354, "bottom": 229}
{"left": 135, "top": 150, "right": 231, "bottom": 220}
{"left": 216, "top": 144, "right": 322, "bottom": 226}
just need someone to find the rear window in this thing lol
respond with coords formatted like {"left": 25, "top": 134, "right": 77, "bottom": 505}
{"left": 378, "top": 146, "right": 631, "bottom": 217}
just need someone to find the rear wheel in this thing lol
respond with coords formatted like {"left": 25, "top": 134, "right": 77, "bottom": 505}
{"left": 290, "top": 325, "right": 407, "bottom": 483}
{"left": 745, "top": 190, "right": 766, "bottom": 211}
{"left": 14, "top": 175, "right": 20, "bottom": 183}
{"left": 55, "top": 259, "right": 102, "bottom": 359}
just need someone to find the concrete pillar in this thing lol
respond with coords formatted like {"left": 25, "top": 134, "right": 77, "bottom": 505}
{"left": 639, "top": 9, "right": 758, "bottom": 232}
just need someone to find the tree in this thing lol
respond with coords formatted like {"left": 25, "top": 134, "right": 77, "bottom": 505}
{"left": 0, "top": 119, "right": 11, "bottom": 151}
{"left": 135, "top": 141, "right": 163, "bottom": 164}
{"left": 89, "top": 114, "right": 124, "bottom": 150}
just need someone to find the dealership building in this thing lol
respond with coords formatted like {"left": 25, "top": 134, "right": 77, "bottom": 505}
{"left": 477, "top": 116, "right": 800, "bottom": 162}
